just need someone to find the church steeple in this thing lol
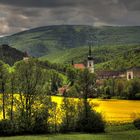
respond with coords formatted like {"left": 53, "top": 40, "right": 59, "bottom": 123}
{"left": 88, "top": 45, "right": 93, "bottom": 60}
{"left": 89, "top": 45, "right": 92, "bottom": 56}
{"left": 87, "top": 45, "right": 94, "bottom": 73}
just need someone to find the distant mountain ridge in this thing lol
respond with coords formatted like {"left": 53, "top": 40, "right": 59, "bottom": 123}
{"left": 0, "top": 25, "right": 140, "bottom": 57}
{"left": 0, "top": 25, "right": 140, "bottom": 69}
{"left": 0, "top": 44, "right": 25, "bottom": 65}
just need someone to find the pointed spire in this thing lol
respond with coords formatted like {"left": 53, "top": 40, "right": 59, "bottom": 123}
{"left": 89, "top": 45, "right": 91, "bottom": 56}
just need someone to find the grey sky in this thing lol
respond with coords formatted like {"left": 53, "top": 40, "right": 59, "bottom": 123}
{"left": 0, "top": 0, "right": 140, "bottom": 36}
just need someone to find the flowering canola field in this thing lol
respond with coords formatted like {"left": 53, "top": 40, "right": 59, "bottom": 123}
{"left": 52, "top": 96, "right": 140, "bottom": 123}
{"left": 0, "top": 95, "right": 140, "bottom": 123}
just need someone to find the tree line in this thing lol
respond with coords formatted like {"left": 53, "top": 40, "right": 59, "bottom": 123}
{"left": 0, "top": 59, "right": 105, "bottom": 135}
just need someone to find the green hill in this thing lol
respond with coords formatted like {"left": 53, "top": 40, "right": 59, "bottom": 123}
{"left": 0, "top": 25, "right": 140, "bottom": 57}
{"left": 0, "top": 25, "right": 140, "bottom": 69}
{"left": 0, "top": 44, "right": 25, "bottom": 65}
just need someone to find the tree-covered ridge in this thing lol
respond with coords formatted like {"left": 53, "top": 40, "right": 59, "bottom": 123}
{"left": 0, "top": 25, "right": 140, "bottom": 57}
{"left": 0, "top": 44, "right": 25, "bottom": 65}
{"left": 40, "top": 44, "right": 140, "bottom": 71}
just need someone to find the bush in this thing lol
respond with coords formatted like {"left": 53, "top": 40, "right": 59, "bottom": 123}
{"left": 75, "top": 102, "right": 105, "bottom": 133}
{"left": 76, "top": 111, "right": 105, "bottom": 133}
{"left": 101, "top": 95, "right": 111, "bottom": 99}
{"left": 0, "top": 120, "right": 17, "bottom": 136}
{"left": 32, "top": 114, "right": 48, "bottom": 134}
{"left": 133, "top": 118, "right": 140, "bottom": 129}
{"left": 135, "top": 93, "right": 140, "bottom": 100}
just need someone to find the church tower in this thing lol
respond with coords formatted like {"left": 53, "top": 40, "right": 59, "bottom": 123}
{"left": 87, "top": 46, "right": 94, "bottom": 73}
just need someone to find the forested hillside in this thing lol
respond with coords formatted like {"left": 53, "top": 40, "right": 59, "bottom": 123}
{"left": 0, "top": 25, "right": 140, "bottom": 57}
{"left": 0, "top": 44, "right": 25, "bottom": 65}
{"left": 0, "top": 25, "right": 140, "bottom": 69}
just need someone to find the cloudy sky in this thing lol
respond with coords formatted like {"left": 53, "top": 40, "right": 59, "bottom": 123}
{"left": 0, "top": 0, "right": 140, "bottom": 36}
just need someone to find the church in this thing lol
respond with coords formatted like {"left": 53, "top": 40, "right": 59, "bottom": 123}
{"left": 72, "top": 47, "right": 140, "bottom": 81}
{"left": 73, "top": 46, "right": 94, "bottom": 73}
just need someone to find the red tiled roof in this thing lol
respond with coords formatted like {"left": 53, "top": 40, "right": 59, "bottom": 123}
{"left": 74, "top": 64, "right": 85, "bottom": 69}
{"left": 58, "top": 87, "right": 66, "bottom": 94}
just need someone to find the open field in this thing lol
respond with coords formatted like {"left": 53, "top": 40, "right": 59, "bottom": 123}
{"left": 0, "top": 119, "right": 139, "bottom": 140}
{"left": 0, "top": 130, "right": 140, "bottom": 140}
{"left": 52, "top": 96, "right": 140, "bottom": 123}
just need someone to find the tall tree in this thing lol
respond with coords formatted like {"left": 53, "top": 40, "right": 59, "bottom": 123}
{"left": 77, "top": 69, "right": 96, "bottom": 117}
{"left": 0, "top": 61, "right": 9, "bottom": 119}
{"left": 75, "top": 69, "right": 105, "bottom": 133}
{"left": 9, "top": 69, "right": 17, "bottom": 120}
{"left": 14, "top": 59, "right": 47, "bottom": 128}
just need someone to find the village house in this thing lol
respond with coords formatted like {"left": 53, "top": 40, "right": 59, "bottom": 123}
{"left": 126, "top": 67, "right": 140, "bottom": 80}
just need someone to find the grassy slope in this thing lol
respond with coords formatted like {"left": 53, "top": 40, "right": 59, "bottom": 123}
{"left": 1, "top": 25, "right": 140, "bottom": 57}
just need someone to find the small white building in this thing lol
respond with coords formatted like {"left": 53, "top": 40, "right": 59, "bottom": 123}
{"left": 126, "top": 67, "right": 140, "bottom": 80}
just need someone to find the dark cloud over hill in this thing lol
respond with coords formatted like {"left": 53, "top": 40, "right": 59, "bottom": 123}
{"left": 0, "top": 0, "right": 140, "bottom": 36}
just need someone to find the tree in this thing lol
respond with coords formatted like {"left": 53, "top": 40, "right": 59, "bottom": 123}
{"left": 9, "top": 69, "right": 18, "bottom": 120}
{"left": 14, "top": 59, "right": 47, "bottom": 130}
{"left": 116, "top": 80, "right": 124, "bottom": 97}
{"left": 66, "top": 67, "right": 77, "bottom": 86}
{"left": 0, "top": 61, "right": 9, "bottom": 119}
{"left": 60, "top": 97, "right": 78, "bottom": 132}
{"left": 50, "top": 70, "right": 63, "bottom": 94}
{"left": 76, "top": 69, "right": 96, "bottom": 117}
{"left": 75, "top": 69, "right": 105, "bottom": 133}
{"left": 127, "top": 79, "right": 140, "bottom": 99}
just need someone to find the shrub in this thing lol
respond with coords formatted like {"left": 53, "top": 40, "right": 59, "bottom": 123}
{"left": 32, "top": 114, "right": 49, "bottom": 134}
{"left": 75, "top": 102, "right": 105, "bottom": 133}
{"left": 133, "top": 118, "right": 140, "bottom": 129}
{"left": 0, "top": 120, "right": 17, "bottom": 136}
{"left": 135, "top": 93, "right": 140, "bottom": 100}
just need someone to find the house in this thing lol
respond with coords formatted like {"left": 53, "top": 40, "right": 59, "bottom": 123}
{"left": 126, "top": 67, "right": 140, "bottom": 80}
{"left": 73, "top": 64, "right": 85, "bottom": 70}
{"left": 96, "top": 70, "right": 126, "bottom": 79}
{"left": 58, "top": 85, "right": 69, "bottom": 95}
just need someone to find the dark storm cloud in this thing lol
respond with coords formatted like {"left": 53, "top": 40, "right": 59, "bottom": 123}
{"left": 0, "top": 0, "right": 140, "bottom": 36}
{"left": 0, "top": 0, "right": 76, "bottom": 7}
{"left": 121, "top": 0, "right": 140, "bottom": 11}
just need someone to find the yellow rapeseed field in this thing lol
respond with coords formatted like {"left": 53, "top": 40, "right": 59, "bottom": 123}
{"left": 51, "top": 96, "right": 140, "bottom": 123}
{"left": 0, "top": 95, "right": 140, "bottom": 123}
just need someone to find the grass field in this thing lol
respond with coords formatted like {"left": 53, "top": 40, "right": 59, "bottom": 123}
{"left": 0, "top": 122, "right": 139, "bottom": 140}
{"left": 0, "top": 130, "right": 140, "bottom": 140}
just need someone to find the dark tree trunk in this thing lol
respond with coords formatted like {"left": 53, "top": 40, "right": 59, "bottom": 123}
{"left": 2, "top": 82, "right": 5, "bottom": 119}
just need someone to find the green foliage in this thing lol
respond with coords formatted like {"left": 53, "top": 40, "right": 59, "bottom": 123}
{"left": 0, "top": 120, "right": 17, "bottom": 136}
{"left": 49, "top": 70, "right": 63, "bottom": 94}
{"left": 133, "top": 118, "right": 140, "bottom": 129}
{"left": 97, "top": 78, "right": 140, "bottom": 100}
{"left": 0, "top": 44, "right": 25, "bottom": 65}
{"left": 60, "top": 98, "right": 78, "bottom": 133}
{"left": 76, "top": 101, "right": 105, "bottom": 133}
{"left": 0, "top": 25, "right": 140, "bottom": 70}
{"left": 127, "top": 79, "right": 140, "bottom": 100}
